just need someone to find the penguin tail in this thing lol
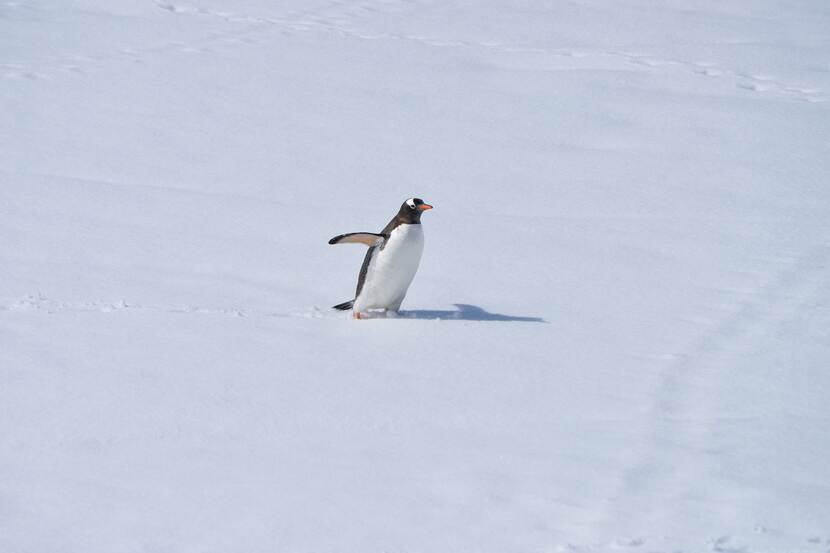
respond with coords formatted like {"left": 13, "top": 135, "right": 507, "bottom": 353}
{"left": 332, "top": 300, "right": 355, "bottom": 311}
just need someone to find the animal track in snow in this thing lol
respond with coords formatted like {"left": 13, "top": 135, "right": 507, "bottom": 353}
{"left": 1, "top": 293, "right": 267, "bottom": 320}
{"left": 148, "top": 1, "right": 827, "bottom": 105}
{"left": 614, "top": 52, "right": 827, "bottom": 103}
{"left": 550, "top": 532, "right": 830, "bottom": 553}
{"left": 0, "top": 293, "right": 379, "bottom": 322}
{"left": 604, "top": 245, "right": 830, "bottom": 533}
{"left": 5, "top": 0, "right": 826, "bottom": 105}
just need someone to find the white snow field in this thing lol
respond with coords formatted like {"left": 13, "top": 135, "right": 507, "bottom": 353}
{"left": 2, "top": 1, "right": 830, "bottom": 551}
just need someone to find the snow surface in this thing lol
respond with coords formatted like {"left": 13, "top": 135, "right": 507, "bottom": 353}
{"left": 2, "top": 1, "right": 830, "bottom": 551}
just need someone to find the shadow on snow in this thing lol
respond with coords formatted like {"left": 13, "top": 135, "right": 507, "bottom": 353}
{"left": 401, "top": 303, "right": 546, "bottom": 323}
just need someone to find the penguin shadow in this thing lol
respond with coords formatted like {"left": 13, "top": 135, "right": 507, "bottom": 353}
{"left": 401, "top": 303, "right": 546, "bottom": 323}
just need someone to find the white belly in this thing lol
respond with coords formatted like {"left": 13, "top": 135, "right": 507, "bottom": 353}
{"left": 354, "top": 224, "right": 424, "bottom": 312}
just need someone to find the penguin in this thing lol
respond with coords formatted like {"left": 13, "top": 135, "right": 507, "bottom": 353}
{"left": 329, "top": 197, "right": 434, "bottom": 319}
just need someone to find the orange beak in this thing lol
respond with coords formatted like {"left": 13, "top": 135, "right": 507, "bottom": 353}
{"left": 418, "top": 203, "right": 434, "bottom": 211}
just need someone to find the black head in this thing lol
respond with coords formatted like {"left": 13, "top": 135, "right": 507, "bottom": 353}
{"left": 397, "top": 197, "right": 434, "bottom": 223}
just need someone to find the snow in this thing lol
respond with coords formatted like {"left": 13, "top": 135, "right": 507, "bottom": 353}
{"left": 2, "top": 1, "right": 830, "bottom": 551}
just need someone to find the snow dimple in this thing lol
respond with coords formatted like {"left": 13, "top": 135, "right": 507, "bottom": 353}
{"left": 156, "top": 2, "right": 191, "bottom": 14}
{"left": 710, "top": 535, "right": 748, "bottom": 553}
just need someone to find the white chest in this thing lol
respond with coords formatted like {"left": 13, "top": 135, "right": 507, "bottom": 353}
{"left": 356, "top": 224, "right": 424, "bottom": 310}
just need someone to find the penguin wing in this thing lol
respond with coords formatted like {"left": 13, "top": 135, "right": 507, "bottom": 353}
{"left": 328, "top": 232, "right": 386, "bottom": 247}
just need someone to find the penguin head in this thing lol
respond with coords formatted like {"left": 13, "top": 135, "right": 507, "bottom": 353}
{"left": 399, "top": 197, "right": 433, "bottom": 223}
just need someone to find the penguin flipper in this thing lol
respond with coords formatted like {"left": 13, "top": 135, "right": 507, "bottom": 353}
{"left": 328, "top": 232, "right": 386, "bottom": 247}
{"left": 333, "top": 300, "right": 355, "bottom": 311}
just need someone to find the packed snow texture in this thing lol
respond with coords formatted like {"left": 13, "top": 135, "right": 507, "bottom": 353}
{"left": 2, "top": 1, "right": 830, "bottom": 552}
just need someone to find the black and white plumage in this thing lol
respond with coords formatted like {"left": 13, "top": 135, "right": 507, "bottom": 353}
{"left": 329, "top": 197, "right": 433, "bottom": 319}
